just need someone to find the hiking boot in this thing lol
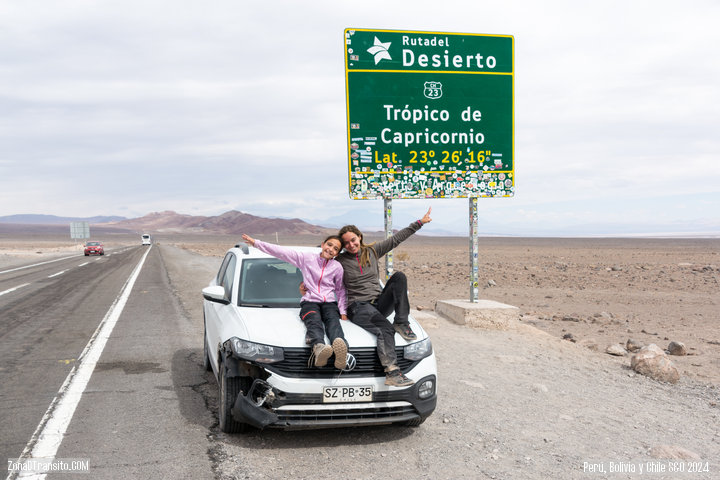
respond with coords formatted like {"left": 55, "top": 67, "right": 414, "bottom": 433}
{"left": 385, "top": 368, "right": 415, "bottom": 387}
{"left": 312, "top": 343, "right": 333, "bottom": 367}
{"left": 332, "top": 338, "right": 348, "bottom": 369}
{"left": 394, "top": 323, "right": 417, "bottom": 341}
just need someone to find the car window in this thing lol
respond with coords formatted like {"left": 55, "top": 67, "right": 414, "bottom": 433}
{"left": 216, "top": 253, "right": 234, "bottom": 285}
{"left": 238, "top": 258, "right": 303, "bottom": 307}
{"left": 219, "top": 254, "right": 237, "bottom": 301}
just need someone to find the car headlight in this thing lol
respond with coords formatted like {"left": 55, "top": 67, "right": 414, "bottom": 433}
{"left": 227, "top": 337, "right": 284, "bottom": 363}
{"left": 404, "top": 337, "right": 432, "bottom": 361}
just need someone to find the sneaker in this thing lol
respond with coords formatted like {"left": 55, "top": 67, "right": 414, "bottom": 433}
{"left": 332, "top": 338, "right": 348, "bottom": 370}
{"left": 394, "top": 323, "right": 417, "bottom": 341}
{"left": 385, "top": 368, "right": 415, "bottom": 387}
{"left": 312, "top": 343, "right": 333, "bottom": 367}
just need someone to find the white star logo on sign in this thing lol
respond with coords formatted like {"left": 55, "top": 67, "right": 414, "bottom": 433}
{"left": 367, "top": 37, "right": 392, "bottom": 64}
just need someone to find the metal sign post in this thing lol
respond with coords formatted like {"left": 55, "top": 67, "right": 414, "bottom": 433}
{"left": 384, "top": 198, "right": 393, "bottom": 279}
{"left": 469, "top": 197, "right": 479, "bottom": 302}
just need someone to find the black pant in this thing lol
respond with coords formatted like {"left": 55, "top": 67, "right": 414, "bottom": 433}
{"left": 347, "top": 301, "right": 397, "bottom": 368}
{"left": 299, "top": 301, "right": 347, "bottom": 348}
{"left": 374, "top": 271, "right": 410, "bottom": 327}
{"left": 347, "top": 271, "right": 411, "bottom": 369}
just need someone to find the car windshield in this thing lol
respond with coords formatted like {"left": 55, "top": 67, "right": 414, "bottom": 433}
{"left": 238, "top": 258, "right": 303, "bottom": 308}
{"left": 86, "top": 242, "right": 100, "bottom": 246}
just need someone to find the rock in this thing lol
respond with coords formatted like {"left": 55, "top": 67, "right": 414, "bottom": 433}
{"left": 486, "top": 279, "right": 497, "bottom": 287}
{"left": 649, "top": 445, "right": 701, "bottom": 460}
{"left": 667, "top": 341, "right": 687, "bottom": 356}
{"left": 630, "top": 344, "right": 680, "bottom": 384}
{"left": 626, "top": 338, "right": 642, "bottom": 352}
{"left": 606, "top": 344, "right": 627, "bottom": 356}
{"left": 562, "top": 333, "right": 576, "bottom": 342}
{"left": 578, "top": 338, "right": 599, "bottom": 351}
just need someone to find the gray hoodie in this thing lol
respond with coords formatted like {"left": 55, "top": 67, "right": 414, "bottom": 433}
{"left": 336, "top": 221, "right": 423, "bottom": 305}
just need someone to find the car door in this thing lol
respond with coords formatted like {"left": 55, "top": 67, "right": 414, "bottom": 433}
{"left": 205, "top": 252, "right": 237, "bottom": 374}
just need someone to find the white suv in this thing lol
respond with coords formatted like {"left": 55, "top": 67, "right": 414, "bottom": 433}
{"left": 202, "top": 244, "right": 438, "bottom": 432}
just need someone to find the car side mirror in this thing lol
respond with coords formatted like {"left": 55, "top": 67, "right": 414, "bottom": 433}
{"left": 202, "top": 285, "right": 229, "bottom": 305}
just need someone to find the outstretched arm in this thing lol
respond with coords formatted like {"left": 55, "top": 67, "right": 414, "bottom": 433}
{"left": 242, "top": 234, "right": 256, "bottom": 246}
{"left": 242, "top": 234, "right": 304, "bottom": 268}
{"left": 373, "top": 207, "right": 433, "bottom": 258}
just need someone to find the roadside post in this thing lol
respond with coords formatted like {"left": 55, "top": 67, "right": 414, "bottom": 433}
{"left": 344, "top": 28, "right": 514, "bottom": 302}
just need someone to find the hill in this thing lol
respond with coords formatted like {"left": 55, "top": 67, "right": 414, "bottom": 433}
{"left": 98, "top": 210, "right": 332, "bottom": 235}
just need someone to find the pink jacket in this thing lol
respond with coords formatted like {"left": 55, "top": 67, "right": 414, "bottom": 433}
{"left": 253, "top": 240, "right": 347, "bottom": 315}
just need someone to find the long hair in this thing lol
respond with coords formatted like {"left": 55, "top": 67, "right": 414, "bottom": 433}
{"left": 338, "top": 225, "right": 376, "bottom": 267}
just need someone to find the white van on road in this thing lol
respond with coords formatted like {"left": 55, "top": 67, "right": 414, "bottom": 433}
{"left": 141, "top": 234, "right": 152, "bottom": 245}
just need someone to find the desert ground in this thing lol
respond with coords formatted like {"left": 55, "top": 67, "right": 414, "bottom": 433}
{"left": 159, "top": 233, "right": 719, "bottom": 386}
{"left": 1, "top": 232, "right": 718, "bottom": 386}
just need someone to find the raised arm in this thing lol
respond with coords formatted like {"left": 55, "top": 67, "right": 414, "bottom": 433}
{"left": 373, "top": 207, "right": 432, "bottom": 258}
{"left": 242, "top": 234, "right": 304, "bottom": 268}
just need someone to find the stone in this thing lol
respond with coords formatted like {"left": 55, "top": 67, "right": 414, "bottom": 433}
{"left": 626, "top": 338, "right": 642, "bottom": 352}
{"left": 649, "top": 445, "right": 701, "bottom": 460}
{"left": 631, "top": 344, "right": 680, "bottom": 384}
{"left": 435, "top": 299, "right": 519, "bottom": 330}
{"left": 667, "top": 341, "right": 687, "bottom": 356}
{"left": 606, "top": 344, "right": 627, "bottom": 356}
{"left": 578, "top": 338, "right": 599, "bottom": 351}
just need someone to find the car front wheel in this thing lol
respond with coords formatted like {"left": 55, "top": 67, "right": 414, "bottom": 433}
{"left": 218, "top": 362, "right": 251, "bottom": 434}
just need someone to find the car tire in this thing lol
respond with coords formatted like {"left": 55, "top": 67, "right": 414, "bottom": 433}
{"left": 84, "top": 253, "right": 89, "bottom": 256}
{"left": 202, "top": 324, "right": 212, "bottom": 372}
{"left": 218, "top": 362, "right": 251, "bottom": 434}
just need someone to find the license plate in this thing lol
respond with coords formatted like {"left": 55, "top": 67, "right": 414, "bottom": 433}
{"left": 322, "top": 385, "right": 373, "bottom": 403}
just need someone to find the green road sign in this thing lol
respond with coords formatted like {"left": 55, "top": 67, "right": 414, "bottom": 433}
{"left": 344, "top": 28, "right": 514, "bottom": 200}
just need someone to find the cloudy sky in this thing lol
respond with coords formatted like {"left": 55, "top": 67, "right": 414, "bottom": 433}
{"left": 1, "top": 0, "right": 718, "bottom": 236}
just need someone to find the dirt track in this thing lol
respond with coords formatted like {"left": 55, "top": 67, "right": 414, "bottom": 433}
{"left": 159, "top": 237, "right": 720, "bottom": 479}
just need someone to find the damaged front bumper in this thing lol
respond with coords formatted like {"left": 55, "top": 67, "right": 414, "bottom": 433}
{"left": 230, "top": 379, "right": 278, "bottom": 429}
{"left": 229, "top": 375, "right": 437, "bottom": 430}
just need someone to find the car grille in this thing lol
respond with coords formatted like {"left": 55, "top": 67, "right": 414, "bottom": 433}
{"left": 273, "top": 403, "right": 417, "bottom": 427}
{"left": 265, "top": 347, "right": 417, "bottom": 378}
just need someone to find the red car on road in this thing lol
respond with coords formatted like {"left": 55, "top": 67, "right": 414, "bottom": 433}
{"left": 84, "top": 241, "right": 104, "bottom": 256}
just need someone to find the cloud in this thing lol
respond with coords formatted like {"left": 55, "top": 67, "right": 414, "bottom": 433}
{"left": 0, "top": 0, "right": 718, "bottom": 236}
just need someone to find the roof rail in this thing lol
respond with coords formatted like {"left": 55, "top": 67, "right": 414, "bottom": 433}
{"left": 234, "top": 243, "right": 250, "bottom": 254}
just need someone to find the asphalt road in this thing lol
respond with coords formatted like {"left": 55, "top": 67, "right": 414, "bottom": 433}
{"left": 1, "top": 245, "right": 212, "bottom": 479}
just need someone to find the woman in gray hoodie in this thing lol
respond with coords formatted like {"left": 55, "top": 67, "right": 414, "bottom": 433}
{"left": 336, "top": 208, "right": 432, "bottom": 387}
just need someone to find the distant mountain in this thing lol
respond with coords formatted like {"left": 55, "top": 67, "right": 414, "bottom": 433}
{"left": 0, "top": 214, "right": 126, "bottom": 224}
{"left": 99, "top": 210, "right": 333, "bottom": 235}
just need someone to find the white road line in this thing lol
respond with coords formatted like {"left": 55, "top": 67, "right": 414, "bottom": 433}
{"left": 78, "top": 262, "right": 89, "bottom": 267}
{"left": 0, "top": 283, "right": 31, "bottom": 297}
{"left": 0, "top": 255, "right": 79, "bottom": 276}
{"left": 8, "top": 246, "right": 152, "bottom": 480}
{"left": 47, "top": 271, "right": 66, "bottom": 278}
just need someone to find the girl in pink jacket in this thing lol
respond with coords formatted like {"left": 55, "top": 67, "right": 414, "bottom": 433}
{"left": 241, "top": 234, "right": 348, "bottom": 369}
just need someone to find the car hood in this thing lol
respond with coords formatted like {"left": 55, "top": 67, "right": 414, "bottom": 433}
{"left": 228, "top": 306, "right": 426, "bottom": 348}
